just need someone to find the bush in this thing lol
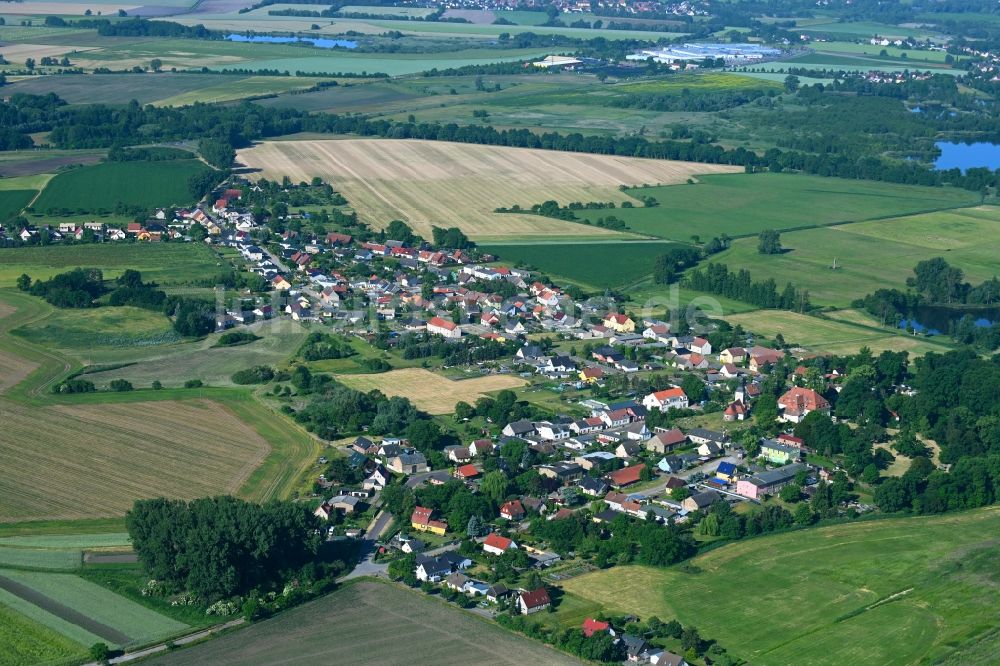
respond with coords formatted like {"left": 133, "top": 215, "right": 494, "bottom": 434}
{"left": 231, "top": 366, "right": 276, "bottom": 385}
{"left": 214, "top": 330, "right": 261, "bottom": 347}
{"left": 52, "top": 378, "right": 96, "bottom": 394}
{"left": 184, "top": 379, "right": 203, "bottom": 388}
{"left": 108, "top": 379, "right": 134, "bottom": 392}
{"left": 89, "top": 643, "right": 110, "bottom": 664}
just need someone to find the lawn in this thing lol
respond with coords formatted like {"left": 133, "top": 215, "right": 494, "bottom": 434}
{"left": 721, "top": 310, "right": 954, "bottom": 356}
{"left": 480, "top": 241, "right": 678, "bottom": 289}
{"left": 32, "top": 159, "right": 214, "bottom": 213}
{"left": 0, "top": 569, "right": 188, "bottom": 647}
{"left": 237, "top": 138, "right": 739, "bottom": 241}
{"left": 0, "top": 190, "right": 35, "bottom": 223}
{"left": 562, "top": 507, "right": 1000, "bottom": 665}
{"left": 576, "top": 173, "right": 982, "bottom": 241}
{"left": 145, "top": 580, "right": 579, "bottom": 665}
{"left": 0, "top": 596, "right": 91, "bottom": 666}
{"left": 615, "top": 72, "right": 783, "bottom": 94}
{"left": 335, "top": 368, "right": 526, "bottom": 415}
{"left": 711, "top": 206, "right": 1000, "bottom": 307}
{"left": 0, "top": 242, "right": 226, "bottom": 287}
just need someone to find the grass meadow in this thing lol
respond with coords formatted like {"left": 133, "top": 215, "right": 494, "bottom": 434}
{"left": 145, "top": 580, "right": 580, "bottom": 665}
{"left": 13, "top": 306, "right": 181, "bottom": 350}
{"left": 481, "top": 241, "right": 678, "bottom": 289}
{"left": 721, "top": 310, "right": 954, "bottom": 356}
{"left": 32, "top": 160, "right": 213, "bottom": 213}
{"left": 576, "top": 173, "right": 982, "bottom": 241}
{"left": 711, "top": 206, "right": 1000, "bottom": 307}
{"left": 0, "top": 243, "right": 227, "bottom": 287}
{"left": 562, "top": 507, "right": 1000, "bottom": 666}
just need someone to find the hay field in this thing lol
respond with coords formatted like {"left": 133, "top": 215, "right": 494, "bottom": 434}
{"left": 0, "top": 399, "right": 271, "bottom": 523}
{"left": 335, "top": 368, "right": 525, "bottom": 414}
{"left": 0, "top": 304, "right": 38, "bottom": 393}
{"left": 237, "top": 139, "right": 741, "bottom": 241}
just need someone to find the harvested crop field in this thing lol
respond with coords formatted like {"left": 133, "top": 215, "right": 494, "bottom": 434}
{"left": 237, "top": 139, "right": 740, "bottom": 240}
{"left": 0, "top": 399, "right": 271, "bottom": 522}
{"left": 148, "top": 580, "right": 580, "bottom": 665}
{"left": 335, "top": 368, "right": 525, "bottom": 414}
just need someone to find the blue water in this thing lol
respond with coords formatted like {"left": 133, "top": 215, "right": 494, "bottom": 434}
{"left": 934, "top": 141, "right": 1000, "bottom": 172}
{"left": 226, "top": 34, "right": 357, "bottom": 49}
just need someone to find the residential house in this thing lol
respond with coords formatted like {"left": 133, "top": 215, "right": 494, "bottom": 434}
{"left": 603, "top": 313, "right": 636, "bottom": 333}
{"left": 778, "top": 386, "right": 831, "bottom": 423}
{"left": 578, "top": 477, "right": 610, "bottom": 496}
{"left": 682, "top": 490, "right": 721, "bottom": 512}
{"left": 500, "top": 499, "right": 526, "bottom": 521}
{"left": 697, "top": 441, "right": 724, "bottom": 458}
{"left": 582, "top": 618, "right": 614, "bottom": 638}
{"left": 538, "top": 461, "right": 583, "bottom": 483}
{"left": 454, "top": 464, "right": 481, "bottom": 481}
{"left": 483, "top": 533, "right": 517, "bottom": 555}
{"left": 486, "top": 584, "right": 511, "bottom": 604}
{"left": 715, "top": 461, "right": 739, "bottom": 484}
{"left": 502, "top": 419, "right": 536, "bottom": 438}
{"left": 642, "top": 388, "right": 689, "bottom": 412}
{"left": 615, "top": 441, "right": 641, "bottom": 459}
{"left": 578, "top": 367, "right": 605, "bottom": 384}
{"left": 427, "top": 316, "right": 462, "bottom": 339}
{"left": 607, "top": 464, "right": 646, "bottom": 488}
{"left": 468, "top": 439, "right": 494, "bottom": 457}
{"left": 387, "top": 452, "right": 429, "bottom": 475}
{"left": 517, "top": 587, "right": 552, "bottom": 615}
{"left": 645, "top": 428, "right": 687, "bottom": 454}
{"left": 688, "top": 337, "right": 712, "bottom": 355}
{"left": 411, "top": 506, "right": 448, "bottom": 536}
{"left": 687, "top": 428, "right": 730, "bottom": 447}
{"left": 650, "top": 651, "right": 688, "bottom": 666}
{"left": 749, "top": 346, "right": 785, "bottom": 372}
{"left": 445, "top": 445, "right": 472, "bottom": 463}
{"left": 719, "top": 347, "right": 747, "bottom": 365}
{"left": 622, "top": 635, "right": 651, "bottom": 662}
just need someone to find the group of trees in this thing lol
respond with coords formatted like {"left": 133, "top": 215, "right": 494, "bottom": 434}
{"left": 297, "top": 331, "right": 356, "bottom": 361}
{"left": 21, "top": 268, "right": 105, "bottom": 307}
{"left": 684, "top": 263, "right": 811, "bottom": 312}
{"left": 125, "top": 497, "right": 332, "bottom": 600}
{"left": 293, "top": 382, "right": 426, "bottom": 441}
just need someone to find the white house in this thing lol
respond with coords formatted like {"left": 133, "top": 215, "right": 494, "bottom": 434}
{"left": 642, "top": 388, "right": 689, "bottom": 412}
{"left": 427, "top": 316, "right": 462, "bottom": 339}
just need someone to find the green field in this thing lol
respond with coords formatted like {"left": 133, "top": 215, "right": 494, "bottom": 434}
{"left": 13, "top": 306, "right": 181, "bottom": 350}
{"left": 481, "top": 241, "right": 677, "bottom": 289}
{"left": 32, "top": 160, "right": 213, "bottom": 213}
{"left": 0, "top": 548, "right": 82, "bottom": 571}
{"left": 0, "top": 190, "right": 35, "bottom": 223}
{"left": 146, "top": 580, "right": 579, "bottom": 665}
{"left": 0, "top": 570, "right": 188, "bottom": 648}
{"left": 615, "top": 72, "right": 783, "bottom": 94}
{"left": 0, "top": 596, "right": 91, "bottom": 666}
{"left": 0, "top": 243, "right": 226, "bottom": 288}
{"left": 577, "top": 173, "right": 982, "bottom": 241}
{"left": 711, "top": 206, "right": 1000, "bottom": 307}
{"left": 562, "top": 507, "right": 1000, "bottom": 665}
{"left": 0, "top": 533, "right": 129, "bottom": 549}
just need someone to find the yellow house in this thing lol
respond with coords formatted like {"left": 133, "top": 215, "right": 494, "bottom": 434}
{"left": 719, "top": 347, "right": 747, "bottom": 365}
{"left": 411, "top": 506, "right": 447, "bottom": 535}
{"left": 604, "top": 313, "right": 635, "bottom": 333}
{"left": 579, "top": 367, "right": 604, "bottom": 384}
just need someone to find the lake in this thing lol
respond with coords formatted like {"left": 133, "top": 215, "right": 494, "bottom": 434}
{"left": 934, "top": 141, "right": 1000, "bottom": 172}
{"left": 225, "top": 34, "right": 358, "bottom": 49}
{"left": 899, "top": 304, "right": 1000, "bottom": 335}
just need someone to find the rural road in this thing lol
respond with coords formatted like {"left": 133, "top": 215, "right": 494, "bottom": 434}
{"left": 83, "top": 618, "right": 245, "bottom": 666}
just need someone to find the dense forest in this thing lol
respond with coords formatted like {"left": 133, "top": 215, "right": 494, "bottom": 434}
{"left": 2, "top": 89, "right": 998, "bottom": 192}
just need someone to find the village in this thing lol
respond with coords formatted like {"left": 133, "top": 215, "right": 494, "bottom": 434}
{"left": 1, "top": 174, "right": 917, "bottom": 665}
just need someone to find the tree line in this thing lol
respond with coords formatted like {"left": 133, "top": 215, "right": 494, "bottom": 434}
{"left": 684, "top": 262, "right": 812, "bottom": 312}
